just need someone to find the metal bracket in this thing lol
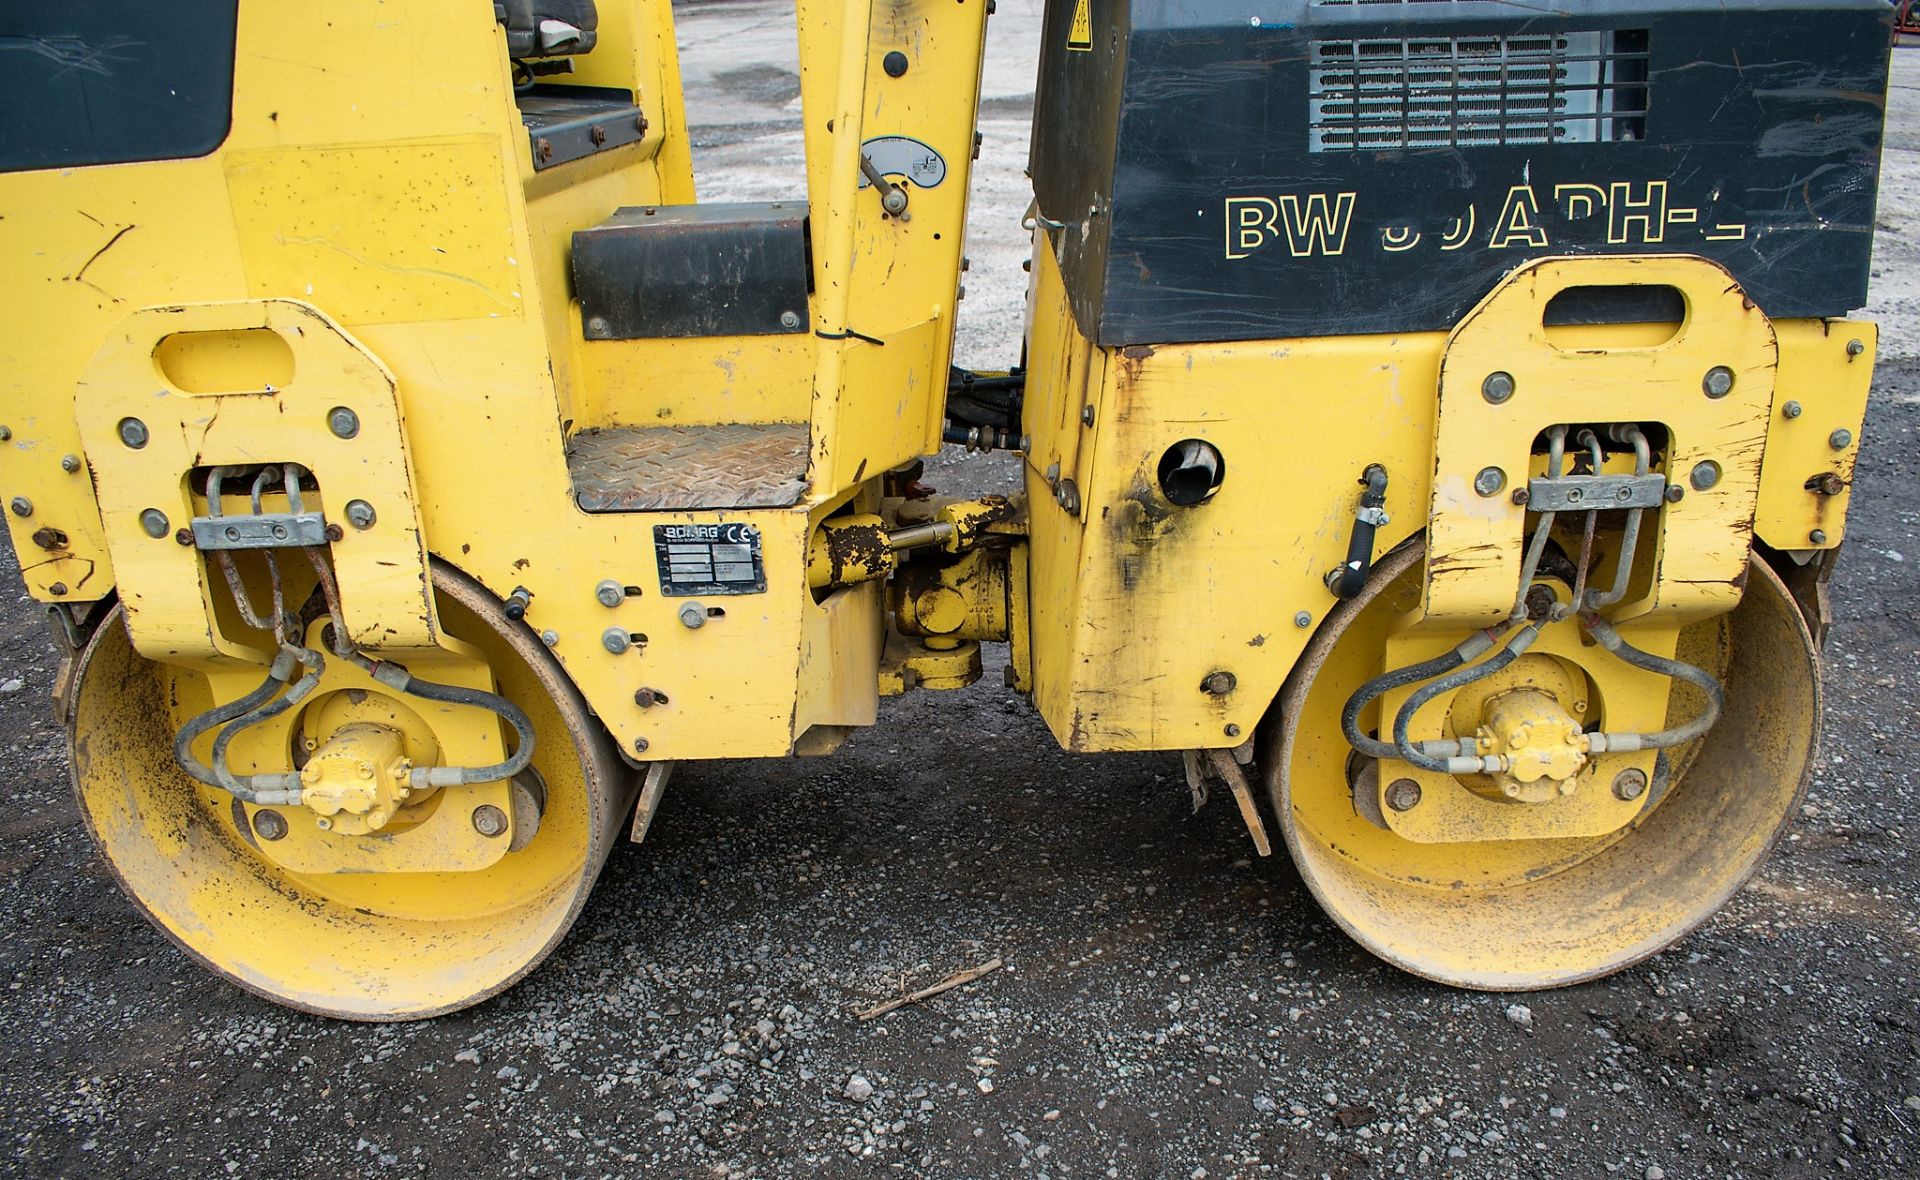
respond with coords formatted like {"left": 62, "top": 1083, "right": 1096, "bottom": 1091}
{"left": 1525, "top": 473, "right": 1668, "bottom": 513}
{"left": 190, "top": 511, "right": 329, "bottom": 550}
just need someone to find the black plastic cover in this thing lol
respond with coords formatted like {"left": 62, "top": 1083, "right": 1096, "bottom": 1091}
{"left": 572, "top": 203, "right": 812, "bottom": 339}
{"left": 1030, "top": 0, "right": 1893, "bottom": 346}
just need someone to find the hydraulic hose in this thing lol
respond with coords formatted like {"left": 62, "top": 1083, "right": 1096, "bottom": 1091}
{"left": 1580, "top": 616, "right": 1725, "bottom": 752}
{"left": 1327, "top": 464, "right": 1390, "bottom": 599}
{"left": 1391, "top": 622, "right": 1544, "bottom": 773}
{"left": 328, "top": 637, "right": 537, "bottom": 789}
{"left": 1341, "top": 628, "right": 1502, "bottom": 761}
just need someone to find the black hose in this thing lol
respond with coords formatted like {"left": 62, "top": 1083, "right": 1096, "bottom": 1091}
{"left": 1341, "top": 648, "right": 1469, "bottom": 761}
{"left": 401, "top": 675, "right": 537, "bottom": 785}
{"left": 1328, "top": 465, "right": 1390, "bottom": 600}
{"left": 1391, "top": 623, "right": 1542, "bottom": 772}
{"left": 1582, "top": 617, "right": 1724, "bottom": 750}
{"left": 173, "top": 673, "right": 286, "bottom": 789}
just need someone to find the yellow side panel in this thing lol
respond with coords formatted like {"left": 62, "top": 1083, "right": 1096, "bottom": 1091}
{"left": 1755, "top": 319, "right": 1875, "bottom": 552}
{"left": 226, "top": 140, "right": 524, "bottom": 325}
{"left": 572, "top": 334, "right": 814, "bottom": 429}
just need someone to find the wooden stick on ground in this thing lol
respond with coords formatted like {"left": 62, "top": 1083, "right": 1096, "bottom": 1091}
{"left": 855, "top": 958, "right": 1004, "bottom": 1022}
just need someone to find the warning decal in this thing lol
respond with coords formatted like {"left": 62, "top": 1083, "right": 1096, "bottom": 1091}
{"left": 1067, "top": 0, "right": 1092, "bottom": 51}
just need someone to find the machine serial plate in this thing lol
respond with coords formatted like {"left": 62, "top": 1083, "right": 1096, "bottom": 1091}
{"left": 653, "top": 523, "right": 766, "bottom": 596}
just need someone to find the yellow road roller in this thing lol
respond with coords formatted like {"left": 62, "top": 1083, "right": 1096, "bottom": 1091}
{"left": 0, "top": 0, "right": 1891, "bottom": 1017}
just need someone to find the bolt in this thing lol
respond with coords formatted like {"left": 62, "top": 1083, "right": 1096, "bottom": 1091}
{"left": 541, "top": 629, "right": 560, "bottom": 646}
{"left": 1044, "top": 461, "right": 1061, "bottom": 484}
{"left": 634, "top": 687, "right": 660, "bottom": 708}
{"left": 1016, "top": 435, "right": 1032, "bottom": 453}
{"left": 1481, "top": 372, "right": 1515, "bottom": 404}
{"left": 1202, "top": 671, "right": 1236, "bottom": 695}
{"left": 1294, "top": 611, "right": 1313, "bottom": 628}
{"left": 328, "top": 406, "right": 361, "bottom": 439}
{"left": 472, "top": 804, "right": 509, "bottom": 838}
{"left": 1611, "top": 768, "right": 1648, "bottom": 802}
{"left": 1616, "top": 485, "right": 1634, "bottom": 501}
{"left": 1689, "top": 461, "right": 1720, "bottom": 491}
{"left": 1566, "top": 487, "right": 1583, "bottom": 503}
{"left": 883, "top": 49, "right": 909, "bottom": 77}
{"left": 0, "top": 425, "right": 9, "bottom": 441}
{"left": 1055, "top": 478, "right": 1080, "bottom": 514}
{"left": 60, "top": 454, "right": 80, "bottom": 473}
{"left": 1846, "top": 338, "right": 1866, "bottom": 357}
{"left": 589, "top": 124, "right": 606, "bottom": 146}
{"left": 324, "top": 523, "right": 344, "bottom": 542}
{"left": 1782, "top": 400, "right": 1803, "bottom": 419}
{"left": 315, "top": 817, "right": 334, "bottom": 831}
{"left": 252, "top": 809, "right": 289, "bottom": 841}
{"left": 1809, "top": 528, "right": 1828, "bottom": 545}
{"left": 596, "top": 579, "right": 625, "bottom": 608}
{"left": 8, "top": 497, "right": 29, "bottom": 518}
{"left": 1473, "top": 467, "right": 1506, "bottom": 497}
{"left": 118, "top": 418, "right": 149, "bottom": 449}
{"left": 224, "top": 525, "right": 240, "bottom": 541}
{"left": 1224, "top": 724, "right": 1241, "bottom": 738}
{"left": 679, "top": 603, "right": 707, "bottom": 629}
{"left": 1664, "top": 484, "right": 1685, "bottom": 503}
{"left": 47, "top": 582, "right": 65, "bottom": 596}
{"left": 586, "top": 315, "right": 610, "bottom": 336}
{"left": 345, "top": 499, "right": 376, "bottom": 529}
{"left": 1524, "top": 584, "right": 1557, "bottom": 620}
{"left": 633, "top": 737, "right": 651, "bottom": 754}
{"left": 175, "top": 528, "right": 194, "bottom": 545}
{"left": 1385, "top": 778, "right": 1423, "bottom": 812}
{"left": 1809, "top": 473, "right": 1845, "bottom": 496}
{"left": 1828, "top": 428, "right": 1853, "bottom": 451}
{"left": 536, "top": 137, "right": 553, "bottom": 162}
{"left": 1702, "top": 366, "right": 1735, "bottom": 399}
{"left": 780, "top": 310, "right": 801, "bottom": 329}
{"left": 1081, "top": 405, "right": 1095, "bottom": 427}
{"left": 139, "top": 508, "right": 169, "bottom": 538}
{"left": 602, "top": 627, "right": 631, "bottom": 654}
{"left": 1511, "top": 487, "right": 1531, "bottom": 506}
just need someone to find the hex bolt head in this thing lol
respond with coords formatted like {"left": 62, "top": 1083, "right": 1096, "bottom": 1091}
{"left": 344, "top": 499, "right": 377, "bottom": 529}
{"left": 1473, "top": 466, "right": 1506, "bottom": 497}
{"left": 1385, "top": 778, "right": 1423, "bottom": 812}
{"left": 1081, "top": 405, "right": 1095, "bottom": 427}
{"left": 1702, "top": 366, "right": 1735, "bottom": 399}
{"left": 1611, "top": 768, "right": 1648, "bottom": 802}
{"left": 0, "top": 425, "right": 10, "bottom": 441}
{"left": 1223, "top": 724, "right": 1241, "bottom": 738}
{"left": 595, "top": 579, "right": 625, "bottom": 608}
{"left": 1846, "top": 338, "right": 1866, "bottom": 357}
{"left": 60, "top": 454, "right": 80, "bottom": 473}
{"left": 602, "top": 627, "right": 631, "bottom": 654}
{"left": 327, "top": 406, "right": 361, "bottom": 439}
{"left": 634, "top": 687, "right": 660, "bottom": 708}
{"left": 586, "top": 315, "right": 610, "bottom": 335}
{"left": 1481, "top": 371, "right": 1515, "bottom": 404}
{"left": 8, "top": 497, "right": 30, "bottom": 518}
{"left": 540, "top": 629, "right": 561, "bottom": 647}
{"left": 471, "top": 804, "right": 509, "bottom": 838}
{"left": 1664, "top": 484, "right": 1685, "bottom": 503}
{"left": 633, "top": 737, "right": 651, "bottom": 754}
{"left": 1809, "top": 528, "right": 1828, "bottom": 545}
{"left": 1511, "top": 487, "right": 1531, "bottom": 506}
{"left": 1689, "top": 461, "right": 1721, "bottom": 492}
{"left": 1201, "top": 671, "right": 1237, "bottom": 696}
{"left": 315, "top": 816, "right": 334, "bottom": 831}
{"left": 679, "top": 603, "right": 708, "bottom": 629}
{"left": 252, "top": 809, "right": 289, "bottom": 841}
{"left": 117, "top": 417, "right": 149, "bottom": 449}
{"left": 1294, "top": 611, "right": 1313, "bottom": 628}
{"left": 1781, "top": 400, "right": 1803, "bottom": 419}
{"left": 139, "top": 508, "right": 170, "bottom": 538}
{"left": 1828, "top": 428, "right": 1853, "bottom": 451}
{"left": 779, "top": 310, "right": 802, "bottom": 329}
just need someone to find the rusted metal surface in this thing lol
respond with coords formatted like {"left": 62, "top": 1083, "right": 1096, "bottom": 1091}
{"left": 567, "top": 423, "right": 809, "bottom": 512}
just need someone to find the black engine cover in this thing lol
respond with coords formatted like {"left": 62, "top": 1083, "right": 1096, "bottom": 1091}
{"left": 1030, "top": 0, "right": 1892, "bottom": 346}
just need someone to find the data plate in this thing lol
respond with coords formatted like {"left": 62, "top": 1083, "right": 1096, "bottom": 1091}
{"left": 653, "top": 523, "right": 767, "bottom": 596}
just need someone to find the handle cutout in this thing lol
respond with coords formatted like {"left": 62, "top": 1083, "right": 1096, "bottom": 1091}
{"left": 154, "top": 328, "right": 295, "bottom": 395}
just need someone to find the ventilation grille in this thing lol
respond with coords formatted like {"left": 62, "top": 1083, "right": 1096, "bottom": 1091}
{"left": 1309, "top": 31, "right": 1650, "bottom": 152}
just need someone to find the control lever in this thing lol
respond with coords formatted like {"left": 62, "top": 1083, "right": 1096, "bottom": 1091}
{"left": 859, "top": 153, "right": 911, "bottom": 221}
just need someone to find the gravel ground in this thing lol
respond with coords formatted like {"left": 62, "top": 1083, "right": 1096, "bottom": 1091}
{"left": 1, "top": 6, "right": 1917, "bottom": 1179}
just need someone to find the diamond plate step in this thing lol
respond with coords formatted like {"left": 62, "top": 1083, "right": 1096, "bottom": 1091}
{"left": 566, "top": 423, "right": 810, "bottom": 512}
